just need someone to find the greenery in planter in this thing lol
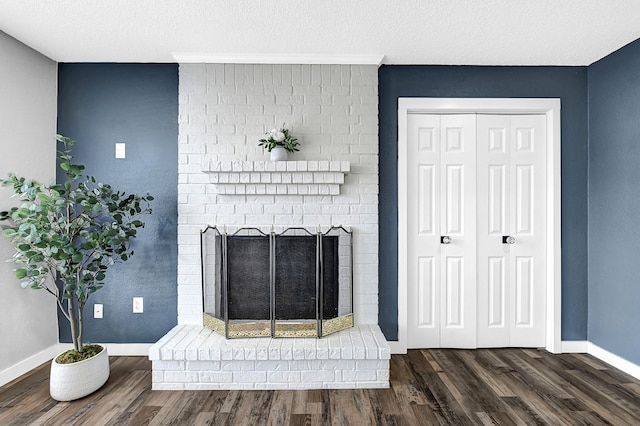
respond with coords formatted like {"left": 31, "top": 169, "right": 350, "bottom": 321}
{"left": 0, "top": 135, "right": 153, "bottom": 361}
{"left": 258, "top": 125, "right": 299, "bottom": 153}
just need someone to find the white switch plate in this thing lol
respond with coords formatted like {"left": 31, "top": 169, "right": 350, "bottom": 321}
{"left": 115, "top": 142, "right": 126, "bottom": 159}
{"left": 94, "top": 303, "right": 103, "bottom": 319}
{"left": 133, "top": 297, "right": 143, "bottom": 313}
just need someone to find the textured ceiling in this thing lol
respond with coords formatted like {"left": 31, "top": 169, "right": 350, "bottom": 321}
{"left": 1, "top": 0, "right": 640, "bottom": 65}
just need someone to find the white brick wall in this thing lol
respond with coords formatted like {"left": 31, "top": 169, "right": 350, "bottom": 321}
{"left": 177, "top": 64, "right": 379, "bottom": 325}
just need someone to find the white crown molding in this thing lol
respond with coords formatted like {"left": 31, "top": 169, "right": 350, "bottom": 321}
{"left": 172, "top": 53, "right": 385, "bottom": 65}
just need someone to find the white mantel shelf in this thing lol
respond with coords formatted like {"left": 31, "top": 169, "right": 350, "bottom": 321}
{"left": 202, "top": 160, "right": 351, "bottom": 195}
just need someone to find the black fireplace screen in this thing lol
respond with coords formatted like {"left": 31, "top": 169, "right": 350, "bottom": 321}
{"left": 201, "top": 226, "right": 353, "bottom": 338}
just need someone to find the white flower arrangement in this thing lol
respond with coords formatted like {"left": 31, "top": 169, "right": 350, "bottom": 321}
{"left": 258, "top": 125, "right": 300, "bottom": 153}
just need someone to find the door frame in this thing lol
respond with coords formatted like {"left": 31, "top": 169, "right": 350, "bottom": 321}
{"left": 394, "top": 98, "right": 561, "bottom": 354}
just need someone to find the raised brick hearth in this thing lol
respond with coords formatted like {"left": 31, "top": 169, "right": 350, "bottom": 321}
{"left": 150, "top": 325, "right": 390, "bottom": 390}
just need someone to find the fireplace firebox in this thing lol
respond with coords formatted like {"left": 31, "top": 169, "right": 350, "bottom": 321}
{"left": 201, "top": 226, "right": 353, "bottom": 338}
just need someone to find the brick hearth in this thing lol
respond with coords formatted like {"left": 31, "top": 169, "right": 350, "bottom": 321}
{"left": 150, "top": 325, "right": 390, "bottom": 390}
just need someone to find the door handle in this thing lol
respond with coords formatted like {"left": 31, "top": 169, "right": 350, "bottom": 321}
{"left": 502, "top": 236, "right": 515, "bottom": 244}
{"left": 441, "top": 236, "right": 451, "bottom": 244}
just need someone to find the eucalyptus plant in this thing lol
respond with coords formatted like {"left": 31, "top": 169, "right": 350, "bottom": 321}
{"left": 0, "top": 135, "right": 153, "bottom": 353}
{"left": 258, "top": 125, "right": 299, "bottom": 153}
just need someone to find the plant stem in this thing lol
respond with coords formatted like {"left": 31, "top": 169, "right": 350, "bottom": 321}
{"left": 77, "top": 299, "right": 84, "bottom": 352}
{"left": 56, "top": 298, "right": 71, "bottom": 323}
{"left": 67, "top": 297, "right": 81, "bottom": 352}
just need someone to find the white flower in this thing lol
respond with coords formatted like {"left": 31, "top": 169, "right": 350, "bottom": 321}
{"left": 270, "top": 129, "right": 285, "bottom": 142}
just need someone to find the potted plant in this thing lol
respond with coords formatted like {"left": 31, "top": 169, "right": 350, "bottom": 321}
{"left": 0, "top": 135, "right": 153, "bottom": 401}
{"left": 258, "top": 124, "right": 299, "bottom": 161}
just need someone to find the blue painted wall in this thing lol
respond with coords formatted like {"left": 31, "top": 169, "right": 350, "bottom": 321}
{"left": 588, "top": 39, "right": 640, "bottom": 364}
{"left": 378, "top": 66, "right": 589, "bottom": 341}
{"left": 57, "top": 63, "right": 178, "bottom": 343}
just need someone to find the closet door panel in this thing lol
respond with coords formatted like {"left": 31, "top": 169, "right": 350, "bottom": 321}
{"left": 407, "top": 114, "right": 442, "bottom": 348}
{"left": 439, "top": 115, "right": 477, "bottom": 348}
{"left": 477, "top": 115, "right": 511, "bottom": 347}
{"left": 478, "top": 114, "right": 547, "bottom": 348}
{"left": 509, "top": 115, "right": 546, "bottom": 347}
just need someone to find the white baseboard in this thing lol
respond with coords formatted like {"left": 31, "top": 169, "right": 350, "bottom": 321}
{"left": 392, "top": 340, "right": 590, "bottom": 355}
{"left": 0, "top": 343, "right": 152, "bottom": 387}
{"left": 4, "top": 340, "right": 640, "bottom": 387}
{"left": 0, "top": 344, "right": 63, "bottom": 387}
{"left": 390, "top": 339, "right": 640, "bottom": 381}
{"left": 392, "top": 340, "right": 589, "bottom": 355}
{"left": 388, "top": 341, "right": 407, "bottom": 354}
{"left": 561, "top": 340, "right": 588, "bottom": 353}
{"left": 59, "top": 343, "right": 151, "bottom": 356}
{"left": 562, "top": 340, "right": 640, "bottom": 381}
{"left": 103, "top": 343, "right": 152, "bottom": 356}
{"left": 588, "top": 342, "right": 640, "bottom": 381}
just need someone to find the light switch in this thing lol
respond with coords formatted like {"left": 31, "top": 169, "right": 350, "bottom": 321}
{"left": 115, "top": 143, "right": 126, "bottom": 159}
{"left": 133, "top": 297, "right": 144, "bottom": 313}
{"left": 94, "top": 303, "right": 103, "bottom": 319}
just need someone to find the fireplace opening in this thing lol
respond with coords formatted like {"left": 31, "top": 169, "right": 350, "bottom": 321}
{"left": 201, "top": 226, "right": 353, "bottom": 338}
{"left": 227, "top": 235, "right": 270, "bottom": 321}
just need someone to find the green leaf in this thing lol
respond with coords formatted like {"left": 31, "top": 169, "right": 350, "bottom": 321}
{"left": 15, "top": 268, "right": 27, "bottom": 279}
{"left": 2, "top": 228, "right": 16, "bottom": 237}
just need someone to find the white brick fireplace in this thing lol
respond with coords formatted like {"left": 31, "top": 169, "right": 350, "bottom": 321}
{"left": 150, "top": 63, "right": 389, "bottom": 390}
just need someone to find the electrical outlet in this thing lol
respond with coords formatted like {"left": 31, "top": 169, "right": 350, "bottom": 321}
{"left": 94, "top": 304, "right": 103, "bottom": 319}
{"left": 133, "top": 297, "right": 144, "bottom": 313}
{"left": 115, "top": 142, "right": 126, "bottom": 159}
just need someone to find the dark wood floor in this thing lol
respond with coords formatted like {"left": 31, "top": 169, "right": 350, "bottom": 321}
{"left": 1, "top": 349, "right": 640, "bottom": 425}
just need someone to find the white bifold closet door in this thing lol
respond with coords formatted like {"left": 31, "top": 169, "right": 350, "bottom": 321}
{"left": 407, "top": 113, "right": 546, "bottom": 349}
{"left": 406, "top": 114, "right": 478, "bottom": 349}
{"left": 476, "top": 115, "right": 546, "bottom": 348}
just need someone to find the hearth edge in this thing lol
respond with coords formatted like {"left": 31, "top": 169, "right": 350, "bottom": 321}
{"left": 149, "top": 324, "right": 390, "bottom": 390}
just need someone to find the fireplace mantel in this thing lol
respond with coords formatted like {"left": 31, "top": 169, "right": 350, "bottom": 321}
{"left": 201, "top": 160, "right": 350, "bottom": 195}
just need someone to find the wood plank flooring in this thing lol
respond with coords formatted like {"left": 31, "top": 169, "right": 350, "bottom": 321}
{"left": 1, "top": 348, "right": 640, "bottom": 425}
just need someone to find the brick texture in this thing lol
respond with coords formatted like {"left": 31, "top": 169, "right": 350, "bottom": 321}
{"left": 177, "top": 64, "right": 379, "bottom": 325}
{"left": 150, "top": 325, "right": 390, "bottom": 390}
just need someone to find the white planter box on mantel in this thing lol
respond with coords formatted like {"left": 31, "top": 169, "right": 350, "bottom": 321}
{"left": 201, "top": 160, "right": 350, "bottom": 195}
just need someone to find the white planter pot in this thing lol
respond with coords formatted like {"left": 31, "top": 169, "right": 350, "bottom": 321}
{"left": 270, "top": 146, "right": 288, "bottom": 161}
{"left": 50, "top": 346, "right": 110, "bottom": 401}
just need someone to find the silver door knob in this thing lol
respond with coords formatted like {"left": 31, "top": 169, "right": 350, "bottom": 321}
{"left": 441, "top": 236, "right": 451, "bottom": 244}
{"left": 502, "top": 236, "right": 515, "bottom": 244}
